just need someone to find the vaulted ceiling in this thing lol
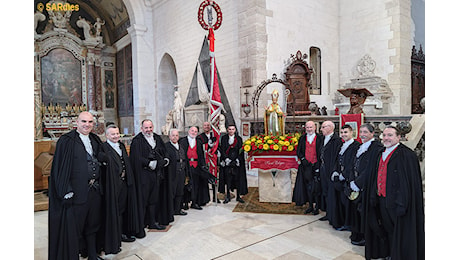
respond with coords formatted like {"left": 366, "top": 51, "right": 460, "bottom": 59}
{"left": 35, "top": 0, "right": 130, "bottom": 45}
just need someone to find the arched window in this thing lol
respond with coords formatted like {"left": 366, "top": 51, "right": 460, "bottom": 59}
{"left": 309, "top": 47, "right": 321, "bottom": 95}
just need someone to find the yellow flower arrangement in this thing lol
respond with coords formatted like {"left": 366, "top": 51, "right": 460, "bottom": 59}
{"left": 242, "top": 133, "right": 300, "bottom": 153}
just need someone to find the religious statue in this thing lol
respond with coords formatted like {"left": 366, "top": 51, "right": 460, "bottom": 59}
{"left": 337, "top": 88, "right": 373, "bottom": 114}
{"left": 161, "top": 110, "right": 174, "bottom": 135}
{"left": 264, "top": 89, "right": 285, "bottom": 136}
{"left": 34, "top": 10, "right": 46, "bottom": 38}
{"left": 94, "top": 18, "right": 105, "bottom": 37}
{"left": 172, "top": 90, "right": 184, "bottom": 131}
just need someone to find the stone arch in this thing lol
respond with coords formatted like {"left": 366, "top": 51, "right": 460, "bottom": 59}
{"left": 157, "top": 53, "right": 178, "bottom": 131}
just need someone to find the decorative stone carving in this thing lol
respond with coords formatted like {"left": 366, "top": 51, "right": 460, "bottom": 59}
{"left": 48, "top": 1, "right": 72, "bottom": 31}
{"left": 34, "top": 11, "right": 46, "bottom": 39}
{"left": 76, "top": 16, "right": 104, "bottom": 45}
{"left": 335, "top": 54, "right": 393, "bottom": 115}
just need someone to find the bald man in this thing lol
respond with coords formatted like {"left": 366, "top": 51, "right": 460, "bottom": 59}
{"left": 318, "top": 120, "right": 342, "bottom": 222}
{"left": 292, "top": 121, "right": 323, "bottom": 215}
{"left": 48, "top": 111, "right": 106, "bottom": 260}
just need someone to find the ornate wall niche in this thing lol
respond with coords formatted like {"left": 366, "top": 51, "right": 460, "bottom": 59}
{"left": 35, "top": 32, "right": 87, "bottom": 107}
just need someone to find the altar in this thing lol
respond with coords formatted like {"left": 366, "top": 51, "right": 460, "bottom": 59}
{"left": 248, "top": 150, "right": 299, "bottom": 203}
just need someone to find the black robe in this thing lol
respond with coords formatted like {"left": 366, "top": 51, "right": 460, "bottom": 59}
{"left": 179, "top": 136, "right": 211, "bottom": 206}
{"left": 364, "top": 143, "right": 425, "bottom": 260}
{"left": 218, "top": 134, "right": 248, "bottom": 195}
{"left": 348, "top": 140, "right": 383, "bottom": 234}
{"left": 164, "top": 141, "right": 188, "bottom": 213}
{"left": 48, "top": 130, "right": 103, "bottom": 260}
{"left": 328, "top": 140, "right": 360, "bottom": 228}
{"left": 292, "top": 133, "right": 322, "bottom": 206}
{"left": 319, "top": 133, "right": 342, "bottom": 212}
{"left": 99, "top": 141, "right": 141, "bottom": 254}
{"left": 129, "top": 132, "right": 170, "bottom": 231}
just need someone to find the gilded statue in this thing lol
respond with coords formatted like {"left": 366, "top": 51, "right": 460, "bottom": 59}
{"left": 264, "top": 89, "right": 285, "bottom": 135}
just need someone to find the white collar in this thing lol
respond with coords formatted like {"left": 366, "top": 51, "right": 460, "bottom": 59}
{"left": 187, "top": 136, "right": 196, "bottom": 148}
{"left": 382, "top": 143, "right": 400, "bottom": 161}
{"left": 356, "top": 138, "right": 375, "bottom": 158}
{"left": 339, "top": 139, "right": 354, "bottom": 155}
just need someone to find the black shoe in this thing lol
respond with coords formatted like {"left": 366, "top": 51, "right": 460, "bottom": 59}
{"left": 351, "top": 239, "right": 365, "bottom": 246}
{"left": 212, "top": 198, "right": 221, "bottom": 203}
{"left": 150, "top": 223, "right": 166, "bottom": 230}
{"left": 236, "top": 197, "right": 245, "bottom": 203}
{"left": 121, "top": 234, "right": 135, "bottom": 242}
{"left": 304, "top": 207, "right": 313, "bottom": 214}
{"left": 334, "top": 226, "right": 349, "bottom": 231}
{"left": 191, "top": 203, "right": 203, "bottom": 210}
{"left": 174, "top": 210, "right": 188, "bottom": 216}
{"left": 319, "top": 216, "right": 328, "bottom": 221}
{"left": 223, "top": 197, "right": 230, "bottom": 204}
{"left": 312, "top": 208, "right": 319, "bottom": 215}
{"left": 182, "top": 203, "right": 189, "bottom": 210}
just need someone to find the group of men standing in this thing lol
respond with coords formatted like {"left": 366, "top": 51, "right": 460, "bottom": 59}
{"left": 293, "top": 120, "right": 425, "bottom": 260}
{"left": 48, "top": 112, "right": 248, "bottom": 260}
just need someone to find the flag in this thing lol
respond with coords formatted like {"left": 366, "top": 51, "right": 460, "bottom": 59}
{"left": 340, "top": 113, "right": 364, "bottom": 143}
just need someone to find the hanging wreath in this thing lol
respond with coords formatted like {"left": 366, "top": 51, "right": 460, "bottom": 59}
{"left": 197, "top": 0, "right": 223, "bottom": 30}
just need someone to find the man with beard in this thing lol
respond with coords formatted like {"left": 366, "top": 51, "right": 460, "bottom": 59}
{"left": 292, "top": 121, "right": 322, "bottom": 215}
{"left": 218, "top": 125, "right": 248, "bottom": 204}
{"left": 347, "top": 123, "right": 383, "bottom": 246}
{"left": 100, "top": 124, "right": 139, "bottom": 255}
{"left": 329, "top": 124, "right": 360, "bottom": 231}
{"left": 318, "top": 120, "right": 342, "bottom": 222}
{"left": 198, "top": 122, "right": 220, "bottom": 203}
{"left": 48, "top": 111, "right": 105, "bottom": 260}
{"left": 164, "top": 128, "right": 188, "bottom": 216}
{"left": 130, "top": 119, "right": 170, "bottom": 230}
{"left": 180, "top": 126, "right": 215, "bottom": 209}
{"left": 364, "top": 126, "right": 424, "bottom": 260}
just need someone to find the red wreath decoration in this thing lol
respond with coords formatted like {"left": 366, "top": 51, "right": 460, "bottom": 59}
{"left": 198, "top": 0, "right": 223, "bottom": 30}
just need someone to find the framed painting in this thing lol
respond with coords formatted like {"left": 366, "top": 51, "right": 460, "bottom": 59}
{"left": 40, "top": 48, "right": 82, "bottom": 106}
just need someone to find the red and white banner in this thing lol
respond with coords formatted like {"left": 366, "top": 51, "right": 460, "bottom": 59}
{"left": 340, "top": 113, "right": 364, "bottom": 143}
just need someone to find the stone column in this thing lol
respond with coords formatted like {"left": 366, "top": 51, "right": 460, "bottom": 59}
{"left": 34, "top": 81, "right": 43, "bottom": 140}
{"left": 128, "top": 21, "right": 157, "bottom": 133}
{"left": 86, "top": 51, "right": 96, "bottom": 111}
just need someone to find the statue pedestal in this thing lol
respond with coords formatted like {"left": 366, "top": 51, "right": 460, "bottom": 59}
{"left": 248, "top": 151, "right": 298, "bottom": 203}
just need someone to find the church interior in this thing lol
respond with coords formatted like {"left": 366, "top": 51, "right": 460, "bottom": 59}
{"left": 26, "top": 0, "right": 441, "bottom": 259}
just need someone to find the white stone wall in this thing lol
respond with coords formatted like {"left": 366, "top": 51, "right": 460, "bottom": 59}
{"left": 150, "top": 0, "right": 241, "bottom": 131}
{"left": 265, "top": 0, "right": 340, "bottom": 114}
{"left": 338, "top": 0, "right": 412, "bottom": 114}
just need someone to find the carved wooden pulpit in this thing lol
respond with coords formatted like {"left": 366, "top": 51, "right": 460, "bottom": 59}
{"left": 284, "top": 50, "right": 314, "bottom": 115}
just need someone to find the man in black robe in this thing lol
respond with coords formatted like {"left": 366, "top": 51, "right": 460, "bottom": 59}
{"left": 197, "top": 121, "right": 220, "bottom": 203}
{"left": 292, "top": 121, "right": 322, "bottom": 214}
{"left": 329, "top": 124, "right": 360, "bottom": 230}
{"left": 99, "top": 124, "right": 140, "bottom": 255}
{"left": 48, "top": 111, "right": 105, "bottom": 260}
{"left": 347, "top": 123, "right": 383, "bottom": 246}
{"left": 130, "top": 119, "right": 170, "bottom": 230}
{"left": 164, "top": 128, "right": 188, "bottom": 216}
{"left": 218, "top": 125, "right": 248, "bottom": 203}
{"left": 179, "top": 126, "right": 215, "bottom": 209}
{"left": 318, "top": 120, "right": 342, "bottom": 222}
{"left": 364, "top": 126, "right": 424, "bottom": 260}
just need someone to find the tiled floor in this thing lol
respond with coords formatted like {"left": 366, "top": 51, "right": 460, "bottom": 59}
{"left": 34, "top": 175, "right": 365, "bottom": 260}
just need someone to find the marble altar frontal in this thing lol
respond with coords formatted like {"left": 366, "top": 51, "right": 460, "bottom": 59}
{"left": 258, "top": 169, "right": 296, "bottom": 203}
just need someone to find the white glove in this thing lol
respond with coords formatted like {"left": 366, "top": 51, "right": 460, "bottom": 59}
{"left": 64, "top": 192, "right": 74, "bottom": 199}
{"left": 208, "top": 140, "right": 214, "bottom": 147}
{"left": 220, "top": 160, "right": 225, "bottom": 167}
{"left": 225, "top": 158, "right": 231, "bottom": 166}
{"left": 217, "top": 150, "right": 221, "bottom": 158}
{"left": 315, "top": 169, "right": 319, "bottom": 173}
{"left": 236, "top": 159, "right": 240, "bottom": 167}
{"left": 149, "top": 160, "right": 157, "bottom": 170}
{"left": 350, "top": 181, "right": 360, "bottom": 192}
{"left": 339, "top": 173, "right": 345, "bottom": 181}
{"left": 331, "top": 171, "right": 340, "bottom": 181}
